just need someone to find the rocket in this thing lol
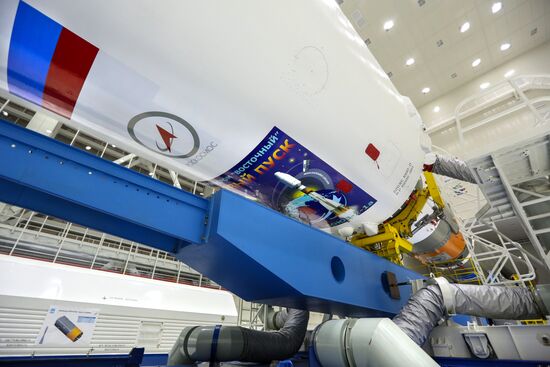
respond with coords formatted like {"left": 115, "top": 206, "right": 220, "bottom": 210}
{"left": 0, "top": 0, "right": 430, "bottom": 239}
{"left": 0, "top": 1, "right": 472, "bottom": 267}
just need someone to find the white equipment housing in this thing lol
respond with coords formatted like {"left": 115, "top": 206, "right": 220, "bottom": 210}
{"left": 0, "top": 255, "right": 237, "bottom": 357}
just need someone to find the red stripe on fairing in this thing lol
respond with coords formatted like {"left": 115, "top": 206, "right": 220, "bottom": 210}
{"left": 42, "top": 28, "right": 99, "bottom": 118}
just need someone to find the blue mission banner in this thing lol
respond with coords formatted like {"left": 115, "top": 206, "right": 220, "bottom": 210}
{"left": 215, "top": 127, "right": 377, "bottom": 229}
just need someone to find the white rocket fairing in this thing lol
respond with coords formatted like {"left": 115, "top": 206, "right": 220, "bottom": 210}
{"left": 0, "top": 0, "right": 431, "bottom": 236}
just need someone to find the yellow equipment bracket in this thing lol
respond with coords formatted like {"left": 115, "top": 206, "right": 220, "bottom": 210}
{"left": 351, "top": 223, "right": 413, "bottom": 265}
{"left": 351, "top": 171, "right": 445, "bottom": 264}
{"left": 424, "top": 171, "right": 444, "bottom": 209}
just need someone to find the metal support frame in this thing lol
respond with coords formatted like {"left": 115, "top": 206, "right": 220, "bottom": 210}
{"left": 493, "top": 157, "right": 550, "bottom": 270}
{"left": 427, "top": 75, "right": 550, "bottom": 145}
{"left": 0, "top": 119, "right": 423, "bottom": 316}
{"left": 508, "top": 78, "right": 546, "bottom": 127}
{"left": 461, "top": 217, "right": 536, "bottom": 285}
{"left": 0, "top": 119, "right": 209, "bottom": 252}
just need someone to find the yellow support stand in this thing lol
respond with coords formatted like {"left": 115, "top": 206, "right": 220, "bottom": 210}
{"left": 351, "top": 171, "right": 445, "bottom": 265}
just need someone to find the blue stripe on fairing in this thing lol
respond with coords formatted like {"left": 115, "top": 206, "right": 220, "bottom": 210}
{"left": 7, "top": 1, "right": 62, "bottom": 105}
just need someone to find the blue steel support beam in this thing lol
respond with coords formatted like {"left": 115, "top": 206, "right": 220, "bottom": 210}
{"left": 0, "top": 120, "right": 208, "bottom": 252}
{"left": 0, "top": 119, "right": 423, "bottom": 316}
{"left": 178, "top": 189, "right": 423, "bottom": 317}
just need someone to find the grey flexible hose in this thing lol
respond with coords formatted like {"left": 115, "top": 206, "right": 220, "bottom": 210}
{"left": 429, "top": 154, "right": 476, "bottom": 184}
{"left": 272, "top": 308, "right": 288, "bottom": 330}
{"left": 393, "top": 283, "right": 543, "bottom": 346}
{"left": 167, "top": 308, "right": 309, "bottom": 365}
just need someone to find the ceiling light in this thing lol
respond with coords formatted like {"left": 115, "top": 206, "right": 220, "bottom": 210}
{"left": 405, "top": 58, "right": 415, "bottom": 66}
{"left": 433, "top": 106, "right": 440, "bottom": 113}
{"left": 421, "top": 87, "right": 431, "bottom": 94}
{"left": 46, "top": 129, "right": 52, "bottom": 134}
{"left": 111, "top": 144, "right": 117, "bottom": 148}
{"left": 460, "top": 22, "right": 470, "bottom": 33}
{"left": 500, "top": 42, "right": 511, "bottom": 51}
{"left": 85, "top": 145, "right": 91, "bottom": 150}
{"left": 2, "top": 111, "right": 7, "bottom": 116}
{"left": 504, "top": 69, "right": 515, "bottom": 78}
{"left": 480, "top": 82, "right": 490, "bottom": 90}
{"left": 472, "top": 58, "right": 481, "bottom": 67}
{"left": 383, "top": 20, "right": 394, "bottom": 31}
{"left": 492, "top": 2, "right": 502, "bottom": 14}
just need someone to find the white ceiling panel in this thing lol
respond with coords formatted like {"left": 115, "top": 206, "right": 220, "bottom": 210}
{"left": 340, "top": 0, "right": 550, "bottom": 107}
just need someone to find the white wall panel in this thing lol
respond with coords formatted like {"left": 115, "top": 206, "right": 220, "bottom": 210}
{"left": 0, "top": 255, "right": 237, "bottom": 357}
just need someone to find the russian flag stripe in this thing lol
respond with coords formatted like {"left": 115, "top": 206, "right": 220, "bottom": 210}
{"left": 7, "top": 1, "right": 99, "bottom": 119}
{"left": 7, "top": 1, "right": 62, "bottom": 106}
{"left": 42, "top": 28, "right": 99, "bottom": 118}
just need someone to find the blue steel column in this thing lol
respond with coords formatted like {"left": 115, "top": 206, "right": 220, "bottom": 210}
{"left": 0, "top": 119, "right": 423, "bottom": 316}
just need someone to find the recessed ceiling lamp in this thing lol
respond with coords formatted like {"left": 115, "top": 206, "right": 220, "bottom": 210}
{"left": 421, "top": 87, "right": 431, "bottom": 94}
{"left": 433, "top": 106, "right": 441, "bottom": 112}
{"left": 500, "top": 42, "right": 511, "bottom": 51}
{"left": 383, "top": 20, "right": 394, "bottom": 31}
{"left": 504, "top": 69, "right": 515, "bottom": 78}
{"left": 460, "top": 22, "right": 470, "bottom": 33}
{"left": 480, "top": 82, "right": 491, "bottom": 90}
{"left": 111, "top": 144, "right": 117, "bottom": 148}
{"left": 2, "top": 111, "right": 7, "bottom": 116}
{"left": 492, "top": 2, "right": 502, "bottom": 14}
{"left": 46, "top": 129, "right": 52, "bottom": 134}
{"left": 405, "top": 57, "right": 415, "bottom": 66}
{"left": 472, "top": 58, "right": 481, "bottom": 67}
{"left": 85, "top": 145, "right": 91, "bottom": 150}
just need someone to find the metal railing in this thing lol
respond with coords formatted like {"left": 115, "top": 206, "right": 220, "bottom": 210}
{"left": 430, "top": 167, "right": 536, "bottom": 286}
{"left": 0, "top": 208, "right": 222, "bottom": 289}
{"left": 460, "top": 217, "right": 536, "bottom": 286}
{"left": 427, "top": 75, "right": 550, "bottom": 147}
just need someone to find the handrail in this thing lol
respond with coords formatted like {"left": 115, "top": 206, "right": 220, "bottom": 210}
{"left": 426, "top": 74, "right": 550, "bottom": 134}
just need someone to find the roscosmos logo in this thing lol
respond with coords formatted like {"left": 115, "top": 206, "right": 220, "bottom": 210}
{"left": 127, "top": 111, "right": 200, "bottom": 158}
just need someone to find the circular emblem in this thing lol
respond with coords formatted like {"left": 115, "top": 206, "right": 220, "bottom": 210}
{"left": 127, "top": 111, "right": 200, "bottom": 158}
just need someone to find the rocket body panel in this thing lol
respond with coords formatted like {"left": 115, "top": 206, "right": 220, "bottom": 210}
{"left": 0, "top": 0, "right": 427, "bottom": 228}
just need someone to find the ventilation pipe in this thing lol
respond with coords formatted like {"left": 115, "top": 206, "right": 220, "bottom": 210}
{"left": 393, "top": 277, "right": 549, "bottom": 346}
{"left": 313, "top": 318, "right": 439, "bottom": 367}
{"left": 424, "top": 153, "right": 476, "bottom": 184}
{"left": 167, "top": 308, "right": 309, "bottom": 365}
